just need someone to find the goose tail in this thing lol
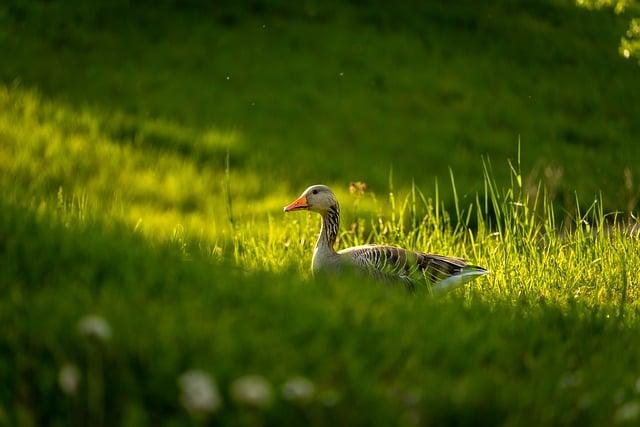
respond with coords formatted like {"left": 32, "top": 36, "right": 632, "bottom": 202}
{"left": 431, "top": 265, "right": 488, "bottom": 296}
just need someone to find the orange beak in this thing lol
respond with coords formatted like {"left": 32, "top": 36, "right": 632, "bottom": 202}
{"left": 283, "top": 195, "right": 309, "bottom": 212}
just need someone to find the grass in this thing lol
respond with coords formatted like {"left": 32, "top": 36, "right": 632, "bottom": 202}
{"left": 1, "top": 0, "right": 640, "bottom": 210}
{"left": 2, "top": 159, "right": 640, "bottom": 426}
{"left": 2, "top": 0, "right": 640, "bottom": 425}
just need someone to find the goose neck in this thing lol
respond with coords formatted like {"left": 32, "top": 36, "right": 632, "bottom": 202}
{"left": 317, "top": 204, "right": 340, "bottom": 252}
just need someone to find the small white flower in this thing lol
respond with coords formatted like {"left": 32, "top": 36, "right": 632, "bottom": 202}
{"left": 77, "top": 315, "right": 112, "bottom": 341}
{"left": 230, "top": 375, "right": 273, "bottom": 409}
{"left": 615, "top": 401, "right": 640, "bottom": 424}
{"left": 282, "top": 376, "right": 315, "bottom": 403}
{"left": 58, "top": 364, "right": 80, "bottom": 395}
{"left": 178, "top": 370, "right": 221, "bottom": 416}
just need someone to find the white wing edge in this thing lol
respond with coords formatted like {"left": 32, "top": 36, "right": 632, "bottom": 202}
{"left": 431, "top": 269, "right": 489, "bottom": 296}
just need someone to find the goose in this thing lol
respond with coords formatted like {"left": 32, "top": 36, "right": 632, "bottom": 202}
{"left": 283, "top": 184, "right": 487, "bottom": 294}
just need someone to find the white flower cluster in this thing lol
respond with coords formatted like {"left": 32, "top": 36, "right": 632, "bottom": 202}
{"left": 64, "top": 314, "right": 321, "bottom": 420}
{"left": 77, "top": 315, "right": 111, "bottom": 341}
{"left": 179, "top": 370, "right": 222, "bottom": 416}
{"left": 58, "top": 363, "right": 81, "bottom": 396}
{"left": 282, "top": 376, "right": 316, "bottom": 404}
{"left": 230, "top": 375, "right": 274, "bottom": 409}
{"left": 177, "top": 373, "right": 319, "bottom": 415}
{"left": 615, "top": 401, "right": 640, "bottom": 424}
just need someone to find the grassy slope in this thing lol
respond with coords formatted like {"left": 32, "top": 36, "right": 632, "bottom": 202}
{"left": 1, "top": 200, "right": 639, "bottom": 426}
{"left": 2, "top": 1, "right": 640, "bottom": 425}
{"left": 1, "top": 0, "right": 640, "bottom": 211}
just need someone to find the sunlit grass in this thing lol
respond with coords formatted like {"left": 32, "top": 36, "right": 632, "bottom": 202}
{"left": 2, "top": 81, "right": 638, "bottom": 314}
{"left": 0, "top": 84, "right": 288, "bottom": 243}
{"left": 2, "top": 137, "right": 640, "bottom": 425}
{"left": 3, "top": 0, "right": 640, "bottom": 212}
{"left": 2, "top": 1, "right": 640, "bottom": 424}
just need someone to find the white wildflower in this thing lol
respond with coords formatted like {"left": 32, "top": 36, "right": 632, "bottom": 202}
{"left": 282, "top": 376, "right": 315, "bottom": 404}
{"left": 178, "top": 370, "right": 221, "bottom": 416}
{"left": 230, "top": 375, "right": 273, "bottom": 409}
{"left": 615, "top": 401, "right": 640, "bottom": 424}
{"left": 77, "top": 315, "right": 111, "bottom": 341}
{"left": 58, "top": 364, "right": 80, "bottom": 396}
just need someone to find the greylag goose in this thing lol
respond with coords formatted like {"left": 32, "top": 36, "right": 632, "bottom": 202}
{"left": 284, "top": 184, "right": 487, "bottom": 294}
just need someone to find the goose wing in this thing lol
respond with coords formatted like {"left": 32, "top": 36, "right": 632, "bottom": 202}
{"left": 338, "top": 245, "right": 486, "bottom": 292}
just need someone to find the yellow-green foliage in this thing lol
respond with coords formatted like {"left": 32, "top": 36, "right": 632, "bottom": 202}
{"left": 2, "top": 1, "right": 640, "bottom": 425}
{"left": 1, "top": 83, "right": 639, "bottom": 304}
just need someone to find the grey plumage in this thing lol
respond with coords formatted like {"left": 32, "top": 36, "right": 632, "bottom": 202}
{"left": 339, "top": 245, "right": 486, "bottom": 292}
{"left": 284, "top": 184, "right": 487, "bottom": 293}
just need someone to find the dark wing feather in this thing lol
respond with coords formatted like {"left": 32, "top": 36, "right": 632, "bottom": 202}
{"left": 339, "top": 245, "right": 470, "bottom": 289}
{"left": 415, "top": 253, "right": 467, "bottom": 283}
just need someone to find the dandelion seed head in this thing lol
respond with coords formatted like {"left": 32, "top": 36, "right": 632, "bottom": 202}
{"left": 230, "top": 375, "right": 273, "bottom": 409}
{"left": 282, "top": 376, "right": 315, "bottom": 403}
{"left": 615, "top": 401, "right": 640, "bottom": 424}
{"left": 178, "top": 370, "right": 222, "bottom": 416}
{"left": 58, "top": 364, "right": 80, "bottom": 396}
{"left": 78, "top": 315, "right": 111, "bottom": 341}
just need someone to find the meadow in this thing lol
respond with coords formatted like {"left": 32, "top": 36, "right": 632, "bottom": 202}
{"left": 1, "top": 1, "right": 640, "bottom": 425}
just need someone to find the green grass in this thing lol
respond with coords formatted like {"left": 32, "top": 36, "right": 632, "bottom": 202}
{"left": 2, "top": 162, "right": 640, "bottom": 426}
{"left": 1, "top": 0, "right": 640, "bottom": 210}
{"left": 2, "top": 1, "right": 640, "bottom": 425}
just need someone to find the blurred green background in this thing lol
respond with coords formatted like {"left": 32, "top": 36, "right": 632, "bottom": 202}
{"left": 2, "top": 0, "right": 639, "bottom": 214}
{"left": 2, "top": 1, "right": 640, "bottom": 426}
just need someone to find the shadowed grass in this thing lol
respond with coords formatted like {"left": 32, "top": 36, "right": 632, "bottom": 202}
{"left": 2, "top": 107, "right": 639, "bottom": 423}
{"left": 2, "top": 1, "right": 640, "bottom": 425}
{"left": 1, "top": 174, "right": 640, "bottom": 425}
{"left": 2, "top": 0, "right": 640, "bottom": 210}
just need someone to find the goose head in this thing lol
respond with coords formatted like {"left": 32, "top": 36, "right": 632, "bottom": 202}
{"left": 283, "top": 184, "right": 338, "bottom": 215}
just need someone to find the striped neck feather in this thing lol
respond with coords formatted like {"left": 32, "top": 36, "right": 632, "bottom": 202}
{"left": 318, "top": 204, "right": 340, "bottom": 252}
